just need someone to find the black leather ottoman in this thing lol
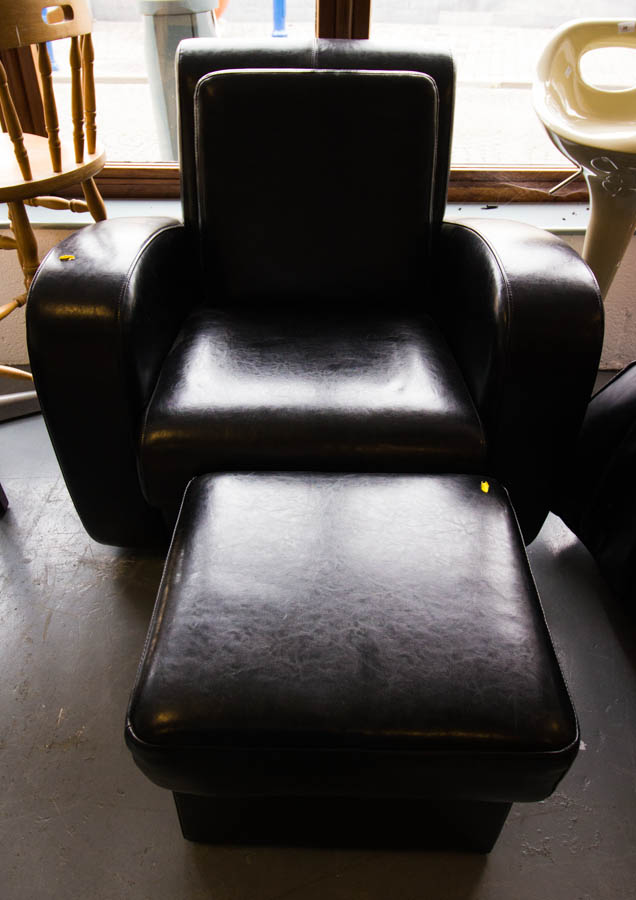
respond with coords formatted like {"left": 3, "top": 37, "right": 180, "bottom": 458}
{"left": 125, "top": 473, "right": 579, "bottom": 851}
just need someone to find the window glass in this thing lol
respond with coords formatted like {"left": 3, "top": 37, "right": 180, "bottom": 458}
{"left": 370, "top": 1, "right": 631, "bottom": 167}
{"left": 51, "top": 1, "right": 632, "bottom": 168}
{"left": 51, "top": 0, "right": 315, "bottom": 162}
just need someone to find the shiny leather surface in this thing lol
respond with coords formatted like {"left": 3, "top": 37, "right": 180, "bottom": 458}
{"left": 27, "top": 217, "right": 194, "bottom": 546}
{"left": 139, "top": 307, "right": 486, "bottom": 518}
{"left": 126, "top": 473, "right": 579, "bottom": 802}
{"left": 177, "top": 38, "right": 455, "bottom": 242}
{"left": 437, "top": 219, "right": 604, "bottom": 541}
{"left": 554, "top": 361, "right": 636, "bottom": 603}
{"left": 194, "top": 68, "right": 438, "bottom": 304}
{"left": 25, "top": 40, "right": 604, "bottom": 548}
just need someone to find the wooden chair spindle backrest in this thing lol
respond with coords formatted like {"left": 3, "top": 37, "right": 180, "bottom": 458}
{"left": 0, "top": 0, "right": 105, "bottom": 385}
{"left": 69, "top": 35, "right": 84, "bottom": 163}
{"left": 81, "top": 33, "right": 96, "bottom": 155}
{"left": 36, "top": 41, "right": 62, "bottom": 172}
{"left": 0, "top": 57, "right": 32, "bottom": 180}
{"left": 0, "top": 1, "right": 93, "bottom": 50}
{"left": 0, "top": 0, "right": 95, "bottom": 177}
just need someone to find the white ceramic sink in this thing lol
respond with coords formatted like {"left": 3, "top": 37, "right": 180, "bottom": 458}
{"left": 533, "top": 19, "right": 636, "bottom": 297}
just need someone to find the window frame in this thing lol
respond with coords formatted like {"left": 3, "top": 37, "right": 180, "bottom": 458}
{"left": 4, "top": 0, "right": 585, "bottom": 204}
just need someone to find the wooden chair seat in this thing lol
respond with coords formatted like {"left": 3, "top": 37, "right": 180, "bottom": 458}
{"left": 0, "top": 132, "right": 105, "bottom": 202}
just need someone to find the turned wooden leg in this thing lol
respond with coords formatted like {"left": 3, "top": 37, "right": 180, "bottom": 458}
{"left": 82, "top": 177, "right": 107, "bottom": 222}
{"left": 7, "top": 201, "right": 39, "bottom": 290}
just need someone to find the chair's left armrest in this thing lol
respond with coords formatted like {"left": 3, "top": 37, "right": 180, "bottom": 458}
{"left": 433, "top": 218, "right": 604, "bottom": 542}
{"left": 27, "top": 217, "right": 199, "bottom": 547}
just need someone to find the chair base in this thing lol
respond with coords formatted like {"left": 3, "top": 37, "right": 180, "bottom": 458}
{"left": 173, "top": 792, "right": 512, "bottom": 852}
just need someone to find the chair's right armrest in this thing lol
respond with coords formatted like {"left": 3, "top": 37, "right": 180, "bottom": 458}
{"left": 433, "top": 218, "right": 604, "bottom": 542}
{"left": 27, "top": 217, "right": 199, "bottom": 548}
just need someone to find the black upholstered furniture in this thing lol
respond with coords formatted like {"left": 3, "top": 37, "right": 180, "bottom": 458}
{"left": 26, "top": 40, "right": 603, "bottom": 850}
{"left": 554, "top": 361, "right": 636, "bottom": 606}
{"left": 26, "top": 38, "right": 603, "bottom": 549}
{"left": 126, "top": 472, "right": 579, "bottom": 851}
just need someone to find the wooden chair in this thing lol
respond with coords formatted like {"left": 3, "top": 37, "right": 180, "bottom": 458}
{"left": 0, "top": 0, "right": 106, "bottom": 383}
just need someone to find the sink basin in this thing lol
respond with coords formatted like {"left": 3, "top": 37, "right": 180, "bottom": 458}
{"left": 533, "top": 19, "right": 636, "bottom": 297}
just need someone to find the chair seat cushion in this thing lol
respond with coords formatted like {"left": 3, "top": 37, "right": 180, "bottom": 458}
{"left": 139, "top": 306, "right": 487, "bottom": 517}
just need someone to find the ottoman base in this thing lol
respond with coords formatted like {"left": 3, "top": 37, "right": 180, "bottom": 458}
{"left": 173, "top": 792, "right": 512, "bottom": 852}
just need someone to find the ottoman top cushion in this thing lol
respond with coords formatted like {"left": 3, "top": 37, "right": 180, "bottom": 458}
{"left": 127, "top": 473, "right": 578, "bottom": 801}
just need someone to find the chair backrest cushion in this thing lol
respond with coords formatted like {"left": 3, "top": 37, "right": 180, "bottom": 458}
{"left": 194, "top": 67, "right": 439, "bottom": 305}
{"left": 178, "top": 39, "right": 455, "bottom": 299}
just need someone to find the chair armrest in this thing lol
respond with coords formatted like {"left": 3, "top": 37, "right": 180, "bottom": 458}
{"left": 27, "top": 217, "right": 199, "bottom": 547}
{"left": 434, "top": 218, "right": 603, "bottom": 542}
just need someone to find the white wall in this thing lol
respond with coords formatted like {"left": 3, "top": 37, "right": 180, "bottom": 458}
{"left": 1, "top": 224, "right": 634, "bottom": 371}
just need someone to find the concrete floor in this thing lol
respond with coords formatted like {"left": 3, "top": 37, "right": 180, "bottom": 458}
{"left": 1, "top": 413, "right": 636, "bottom": 900}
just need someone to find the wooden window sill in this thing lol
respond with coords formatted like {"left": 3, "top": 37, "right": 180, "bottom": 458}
{"left": 91, "top": 162, "right": 586, "bottom": 204}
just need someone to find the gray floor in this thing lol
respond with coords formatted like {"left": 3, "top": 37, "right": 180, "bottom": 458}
{"left": 1, "top": 414, "right": 635, "bottom": 900}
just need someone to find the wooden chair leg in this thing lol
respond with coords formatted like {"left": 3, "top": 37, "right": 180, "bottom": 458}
{"left": 82, "top": 178, "right": 107, "bottom": 222}
{"left": 7, "top": 202, "right": 39, "bottom": 290}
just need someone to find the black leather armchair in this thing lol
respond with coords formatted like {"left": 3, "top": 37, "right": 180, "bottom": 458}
{"left": 27, "top": 39, "right": 603, "bottom": 548}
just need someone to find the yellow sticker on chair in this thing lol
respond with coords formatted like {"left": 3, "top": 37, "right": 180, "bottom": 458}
{"left": 59, "top": 254, "right": 75, "bottom": 261}
{"left": 481, "top": 480, "right": 490, "bottom": 493}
